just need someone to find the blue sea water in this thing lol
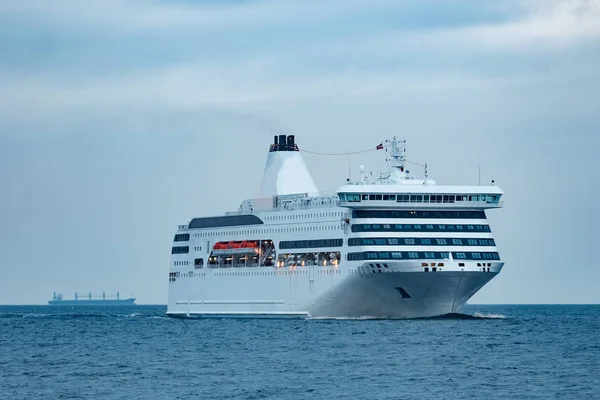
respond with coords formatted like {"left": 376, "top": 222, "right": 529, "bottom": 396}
{"left": 0, "top": 305, "right": 598, "bottom": 400}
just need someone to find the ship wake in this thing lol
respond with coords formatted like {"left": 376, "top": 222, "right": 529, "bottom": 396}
{"left": 305, "top": 312, "right": 506, "bottom": 321}
{"left": 424, "top": 312, "right": 506, "bottom": 320}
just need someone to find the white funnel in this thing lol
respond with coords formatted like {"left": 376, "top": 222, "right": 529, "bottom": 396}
{"left": 259, "top": 135, "right": 319, "bottom": 197}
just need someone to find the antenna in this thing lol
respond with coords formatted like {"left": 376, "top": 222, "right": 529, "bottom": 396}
{"left": 346, "top": 146, "right": 351, "bottom": 182}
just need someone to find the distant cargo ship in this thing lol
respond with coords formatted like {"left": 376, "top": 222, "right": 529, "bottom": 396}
{"left": 48, "top": 292, "right": 136, "bottom": 306}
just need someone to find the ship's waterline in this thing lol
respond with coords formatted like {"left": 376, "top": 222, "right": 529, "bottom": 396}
{"left": 167, "top": 135, "right": 504, "bottom": 319}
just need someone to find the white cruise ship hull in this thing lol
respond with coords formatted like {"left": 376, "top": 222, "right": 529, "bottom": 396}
{"left": 167, "top": 261, "right": 503, "bottom": 319}
{"left": 166, "top": 135, "right": 506, "bottom": 319}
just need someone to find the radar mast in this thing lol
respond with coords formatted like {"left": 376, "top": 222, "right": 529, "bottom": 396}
{"left": 386, "top": 136, "right": 409, "bottom": 182}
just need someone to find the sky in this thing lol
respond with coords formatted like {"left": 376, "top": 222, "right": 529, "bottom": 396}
{"left": 0, "top": 0, "right": 599, "bottom": 305}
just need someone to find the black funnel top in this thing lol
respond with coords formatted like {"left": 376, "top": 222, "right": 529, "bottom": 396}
{"left": 269, "top": 134, "right": 299, "bottom": 152}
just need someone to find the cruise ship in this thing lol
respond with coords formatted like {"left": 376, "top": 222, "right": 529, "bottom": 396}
{"left": 167, "top": 135, "right": 504, "bottom": 318}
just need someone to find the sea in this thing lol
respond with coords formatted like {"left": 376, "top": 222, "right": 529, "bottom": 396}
{"left": 0, "top": 304, "right": 598, "bottom": 400}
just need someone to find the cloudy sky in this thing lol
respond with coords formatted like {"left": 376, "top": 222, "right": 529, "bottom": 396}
{"left": 1, "top": 0, "right": 599, "bottom": 305}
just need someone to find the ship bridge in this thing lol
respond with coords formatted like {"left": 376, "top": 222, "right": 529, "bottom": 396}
{"left": 336, "top": 185, "right": 504, "bottom": 210}
{"left": 335, "top": 136, "right": 504, "bottom": 210}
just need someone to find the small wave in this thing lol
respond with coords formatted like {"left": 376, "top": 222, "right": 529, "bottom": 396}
{"left": 472, "top": 312, "right": 506, "bottom": 319}
{"left": 122, "top": 313, "right": 142, "bottom": 318}
{"left": 5, "top": 312, "right": 169, "bottom": 320}
{"left": 22, "top": 313, "right": 52, "bottom": 319}
{"left": 0, "top": 313, "right": 24, "bottom": 319}
{"left": 58, "top": 313, "right": 111, "bottom": 318}
{"left": 17, "top": 313, "right": 113, "bottom": 319}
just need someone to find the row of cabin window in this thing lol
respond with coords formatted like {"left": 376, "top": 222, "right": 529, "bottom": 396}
{"left": 348, "top": 238, "right": 496, "bottom": 246}
{"left": 173, "top": 270, "right": 365, "bottom": 279}
{"left": 452, "top": 252, "right": 500, "bottom": 260}
{"left": 174, "top": 233, "right": 190, "bottom": 242}
{"left": 210, "top": 270, "right": 340, "bottom": 277}
{"left": 172, "top": 246, "right": 189, "bottom": 254}
{"left": 265, "top": 212, "right": 343, "bottom": 221}
{"left": 352, "top": 210, "right": 486, "bottom": 219}
{"left": 352, "top": 224, "right": 491, "bottom": 232}
{"left": 341, "top": 193, "right": 501, "bottom": 204}
{"left": 175, "top": 236, "right": 495, "bottom": 255}
{"left": 347, "top": 251, "right": 450, "bottom": 261}
{"left": 181, "top": 251, "right": 500, "bottom": 267}
{"left": 279, "top": 239, "right": 343, "bottom": 249}
{"left": 347, "top": 251, "right": 500, "bottom": 261}
{"left": 190, "top": 225, "right": 339, "bottom": 238}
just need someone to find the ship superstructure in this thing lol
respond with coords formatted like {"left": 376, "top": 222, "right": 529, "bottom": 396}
{"left": 167, "top": 135, "right": 504, "bottom": 318}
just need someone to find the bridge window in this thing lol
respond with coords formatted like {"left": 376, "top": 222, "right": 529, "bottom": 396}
{"left": 352, "top": 210, "right": 486, "bottom": 219}
{"left": 346, "top": 192, "right": 500, "bottom": 204}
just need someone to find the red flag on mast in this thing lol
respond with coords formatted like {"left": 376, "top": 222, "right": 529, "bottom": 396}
{"left": 376, "top": 143, "right": 383, "bottom": 150}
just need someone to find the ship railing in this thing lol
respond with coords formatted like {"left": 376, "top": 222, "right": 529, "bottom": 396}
{"left": 207, "top": 262, "right": 273, "bottom": 269}
{"left": 226, "top": 203, "right": 341, "bottom": 215}
{"left": 222, "top": 191, "right": 341, "bottom": 215}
